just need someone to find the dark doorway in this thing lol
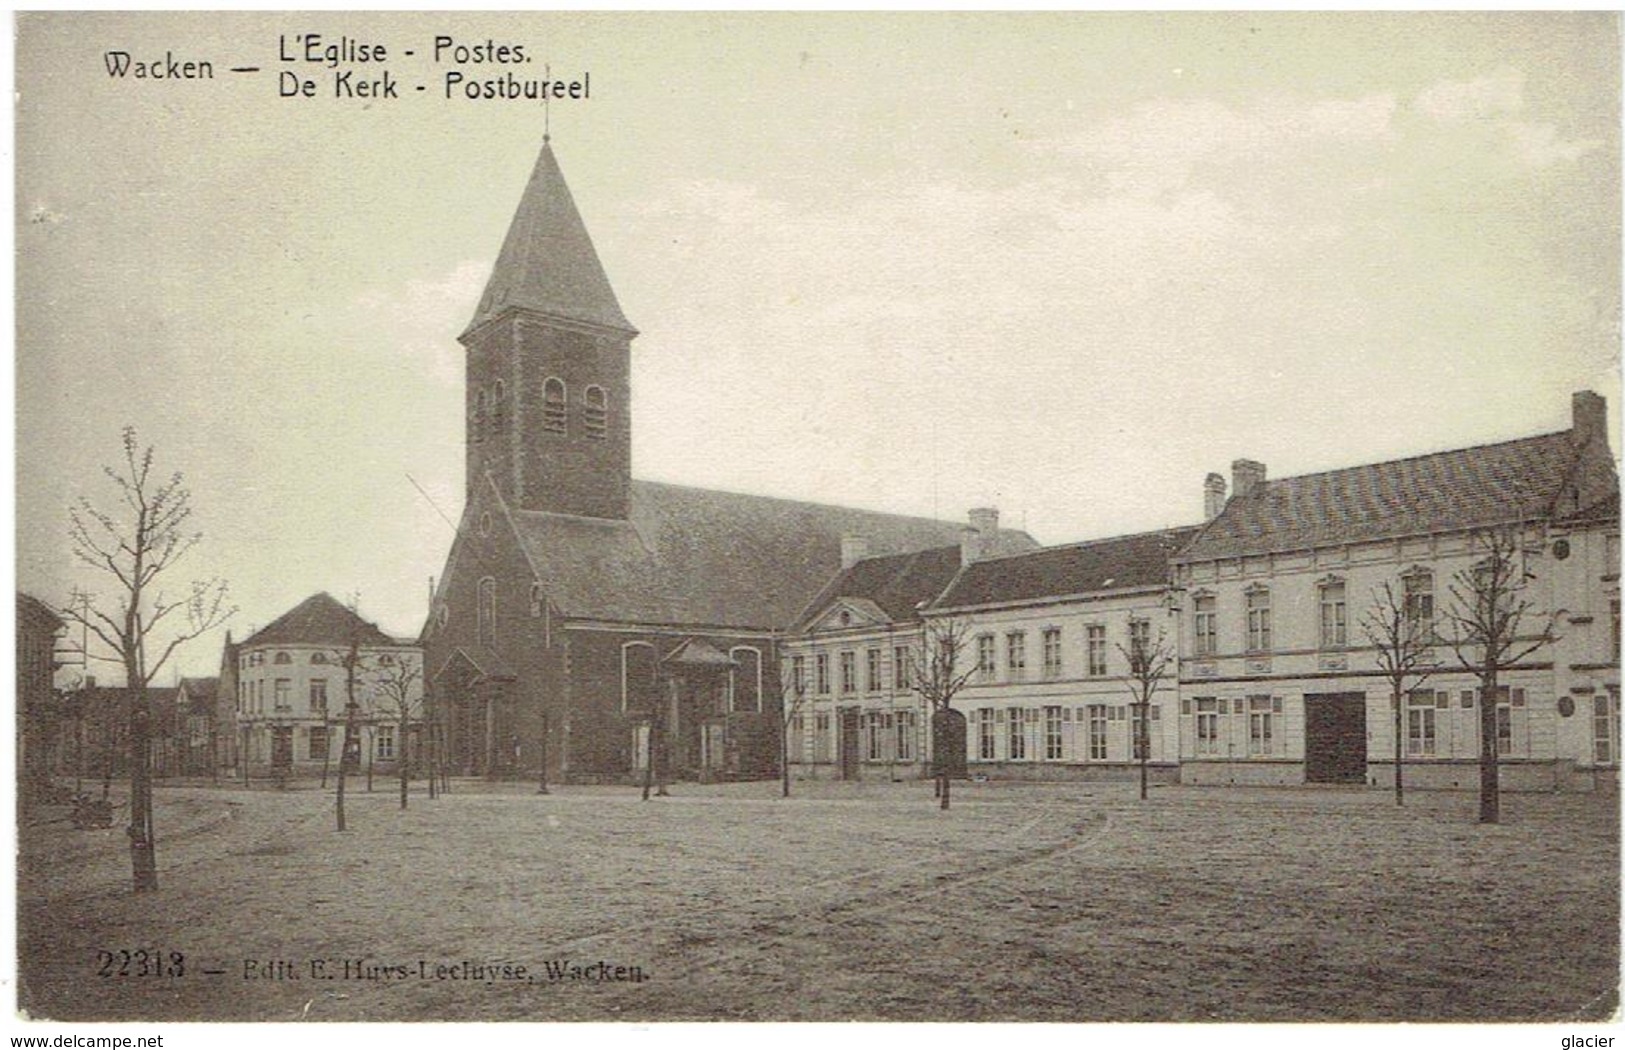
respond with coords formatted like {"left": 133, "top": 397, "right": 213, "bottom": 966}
{"left": 1304, "top": 692, "right": 1367, "bottom": 783}
{"left": 838, "top": 707, "right": 860, "bottom": 780}
{"left": 270, "top": 727, "right": 294, "bottom": 771}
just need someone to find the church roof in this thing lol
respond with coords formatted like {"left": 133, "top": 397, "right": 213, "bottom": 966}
{"left": 933, "top": 527, "right": 1199, "bottom": 610}
{"left": 241, "top": 592, "right": 398, "bottom": 650}
{"left": 462, "top": 142, "right": 634, "bottom": 338}
{"left": 1177, "top": 429, "right": 1616, "bottom": 563}
{"left": 507, "top": 479, "right": 1037, "bottom": 630}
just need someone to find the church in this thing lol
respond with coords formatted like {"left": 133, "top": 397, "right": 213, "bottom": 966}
{"left": 421, "top": 138, "right": 1032, "bottom": 783}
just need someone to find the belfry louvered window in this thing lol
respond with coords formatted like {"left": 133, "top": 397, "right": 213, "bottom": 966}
{"left": 542, "top": 377, "right": 567, "bottom": 433}
{"left": 584, "top": 385, "right": 608, "bottom": 440}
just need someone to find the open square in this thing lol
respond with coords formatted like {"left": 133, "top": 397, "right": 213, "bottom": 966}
{"left": 18, "top": 780, "right": 1619, "bottom": 1022}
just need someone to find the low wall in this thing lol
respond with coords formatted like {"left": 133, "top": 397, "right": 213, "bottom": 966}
{"left": 1180, "top": 760, "right": 1302, "bottom": 787}
{"left": 1367, "top": 759, "right": 1615, "bottom": 794}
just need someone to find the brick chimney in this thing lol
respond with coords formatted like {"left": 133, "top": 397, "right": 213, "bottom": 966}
{"left": 1573, "top": 390, "right": 1607, "bottom": 448}
{"left": 1203, "top": 472, "right": 1227, "bottom": 521}
{"left": 961, "top": 507, "right": 1000, "bottom": 566}
{"left": 1231, "top": 459, "right": 1266, "bottom": 501}
{"left": 840, "top": 534, "right": 870, "bottom": 570}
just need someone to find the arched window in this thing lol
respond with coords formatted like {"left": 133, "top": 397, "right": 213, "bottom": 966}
{"left": 477, "top": 577, "right": 497, "bottom": 650}
{"left": 492, "top": 380, "right": 506, "bottom": 437}
{"left": 274, "top": 651, "right": 292, "bottom": 665}
{"left": 470, "top": 388, "right": 484, "bottom": 445}
{"left": 621, "top": 642, "right": 658, "bottom": 713}
{"left": 542, "top": 377, "right": 567, "bottom": 433}
{"left": 584, "top": 385, "right": 608, "bottom": 440}
{"left": 729, "top": 646, "right": 763, "bottom": 713}
{"left": 311, "top": 652, "right": 328, "bottom": 665}
{"left": 529, "top": 582, "right": 544, "bottom": 618}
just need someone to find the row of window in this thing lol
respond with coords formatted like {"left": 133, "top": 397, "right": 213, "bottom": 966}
{"left": 1177, "top": 687, "right": 1557, "bottom": 760}
{"left": 974, "top": 705, "right": 1161, "bottom": 762}
{"left": 792, "top": 646, "right": 914, "bottom": 696}
{"left": 787, "top": 688, "right": 1617, "bottom": 766}
{"left": 974, "top": 623, "right": 1150, "bottom": 684}
{"left": 239, "top": 678, "right": 329, "bottom": 716}
{"left": 1191, "top": 573, "right": 1436, "bottom": 656}
{"left": 470, "top": 378, "right": 609, "bottom": 442}
{"left": 241, "top": 724, "right": 395, "bottom": 762}
{"left": 1187, "top": 696, "right": 1282, "bottom": 756}
{"left": 240, "top": 650, "right": 399, "bottom": 669}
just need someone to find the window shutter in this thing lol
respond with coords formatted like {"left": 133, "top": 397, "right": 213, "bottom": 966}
{"left": 1181, "top": 698, "right": 1192, "bottom": 716}
{"left": 1512, "top": 688, "right": 1526, "bottom": 708}
{"left": 1462, "top": 690, "right": 1475, "bottom": 709}
{"left": 1272, "top": 696, "right": 1283, "bottom": 715}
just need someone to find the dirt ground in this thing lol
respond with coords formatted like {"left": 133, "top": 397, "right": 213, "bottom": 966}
{"left": 14, "top": 776, "right": 1619, "bottom": 1022}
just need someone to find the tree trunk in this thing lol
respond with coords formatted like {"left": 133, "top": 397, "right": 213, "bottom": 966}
{"left": 537, "top": 712, "right": 550, "bottom": 795}
{"left": 128, "top": 684, "right": 158, "bottom": 893}
{"left": 1478, "top": 674, "right": 1499, "bottom": 824}
{"left": 781, "top": 720, "right": 791, "bottom": 798}
{"left": 1138, "top": 701, "right": 1149, "bottom": 802}
{"left": 655, "top": 727, "right": 669, "bottom": 797}
{"left": 939, "top": 772, "right": 950, "bottom": 810}
{"left": 1393, "top": 689, "right": 1404, "bottom": 807}
{"left": 641, "top": 722, "right": 655, "bottom": 801}
{"left": 100, "top": 716, "right": 115, "bottom": 802}
{"left": 399, "top": 718, "right": 409, "bottom": 810}
{"left": 427, "top": 722, "right": 438, "bottom": 800}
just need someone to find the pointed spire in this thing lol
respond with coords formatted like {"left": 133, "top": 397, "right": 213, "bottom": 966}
{"left": 462, "top": 142, "right": 635, "bottom": 339}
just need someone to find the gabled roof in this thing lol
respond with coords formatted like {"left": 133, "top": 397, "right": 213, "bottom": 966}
{"left": 793, "top": 545, "right": 967, "bottom": 632}
{"left": 241, "top": 593, "right": 397, "bottom": 649}
{"left": 506, "top": 479, "right": 1037, "bottom": 630}
{"left": 462, "top": 142, "right": 634, "bottom": 338}
{"left": 17, "top": 593, "right": 62, "bottom": 630}
{"left": 1178, "top": 429, "right": 1617, "bottom": 563}
{"left": 932, "top": 527, "right": 1199, "bottom": 610}
{"left": 177, "top": 677, "right": 219, "bottom": 713}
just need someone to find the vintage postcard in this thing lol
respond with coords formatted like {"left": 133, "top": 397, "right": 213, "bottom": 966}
{"left": 12, "top": 10, "right": 1620, "bottom": 1043}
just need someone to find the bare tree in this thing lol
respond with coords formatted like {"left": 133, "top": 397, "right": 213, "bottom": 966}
{"left": 334, "top": 633, "right": 365, "bottom": 831}
{"left": 912, "top": 616, "right": 979, "bottom": 811}
{"left": 370, "top": 655, "right": 424, "bottom": 809}
{"left": 61, "top": 428, "right": 233, "bottom": 892}
{"left": 776, "top": 658, "right": 811, "bottom": 798}
{"left": 1361, "top": 581, "right": 1437, "bottom": 807}
{"left": 1440, "top": 525, "right": 1558, "bottom": 824}
{"left": 1117, "top": 616, "right": 1174, "bottom": 802}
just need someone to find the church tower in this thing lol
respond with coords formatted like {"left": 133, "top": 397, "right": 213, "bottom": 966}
{"left": 460, "top": 141, "right": 637, "bottom": 520}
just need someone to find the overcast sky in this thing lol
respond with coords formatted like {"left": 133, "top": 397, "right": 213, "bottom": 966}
{"left": 15, "top": 12, "right": 1620, "bottom": 682}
